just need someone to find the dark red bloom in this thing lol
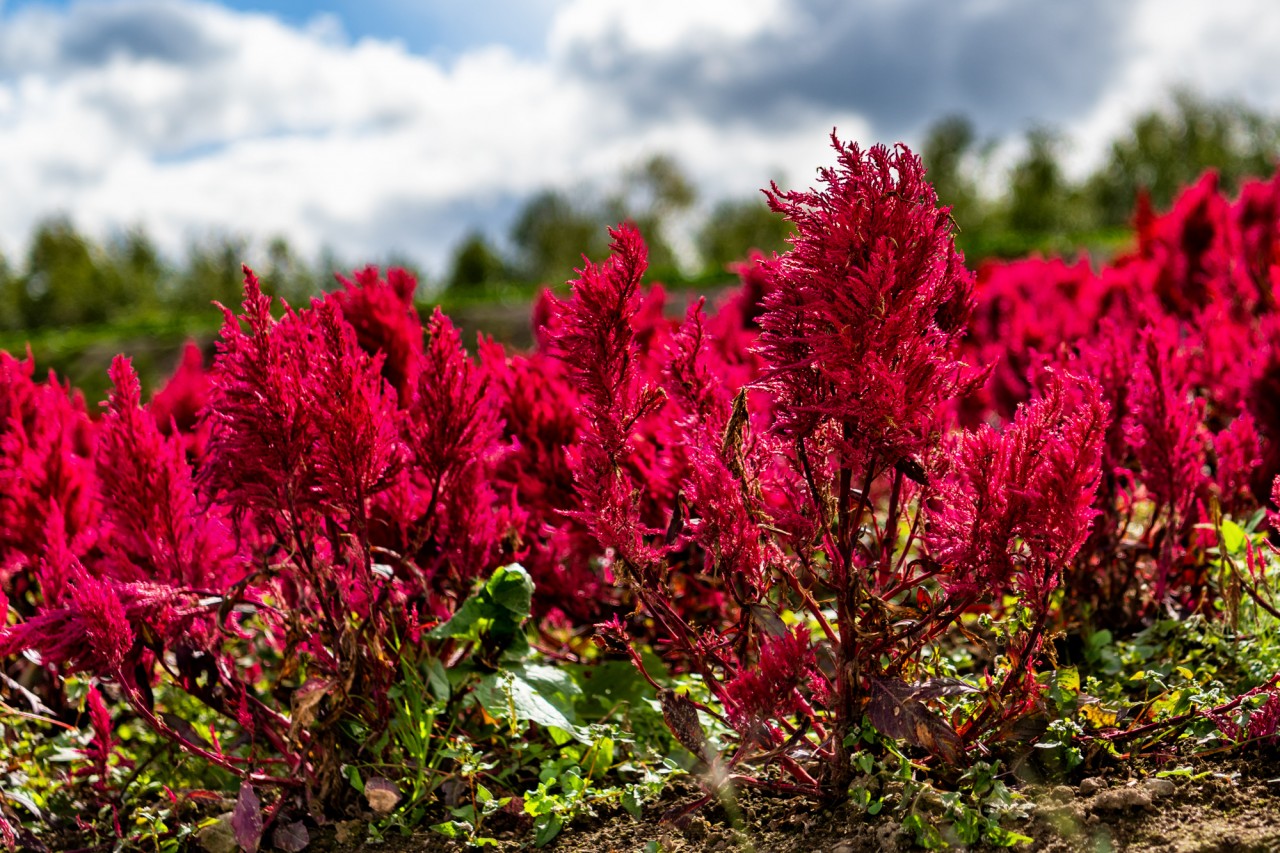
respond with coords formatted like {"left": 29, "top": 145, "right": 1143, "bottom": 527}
{"left": 929, "top": 372, "right": 1107, "bottom": 599}
{"left": 328, "top": 266, "right": 423, "bottom": 401}
{"left": 149, "top": 341, "right": 210, "bottom": 455}
{"left": 97, "top": 356, "right": 239, "bottom": 589}
{"left": 756, "top": 137, "right": 975, "bottom": 458}
{"left": 721, "top": 626, "right": 813, "bottom": 736}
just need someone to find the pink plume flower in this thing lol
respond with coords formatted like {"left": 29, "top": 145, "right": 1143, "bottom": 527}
{"left": 0, "top": 352, "right": 98, "bottom": 573}
{"left": 149, "top": 341, "right": 210, "bottom": 454}
{"left": 202, "top": 267, "right": 404, "bottom": 535}
{"left": 97, "top": 356, "right": 239, "bottom": 589}
{"left": 756, "top": 137, "right": 975, "bottom": 459}
{"left": 722, "top": 627, "right": 814, "bottom": 736}
{"left": 547, "top": 225, "right": 667, "bottom": 570}
{"left": 0, "top": 568, "right": 134, "bottom": 674}
{"left": 550, "top": 224, "right": 665, "bottom": 459}
{"left": 929, "top": 372, "right": 1107, "bottom": 599}
{"left": 328, "top": 266, "right": 423, "bottom": 401}
{"left": 1124, "top": 321, "right": 1209, "bottom": 514}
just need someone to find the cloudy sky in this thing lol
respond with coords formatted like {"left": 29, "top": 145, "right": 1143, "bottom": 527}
{"left": 2, "top": 0, "right": 1280, "bottom": 277}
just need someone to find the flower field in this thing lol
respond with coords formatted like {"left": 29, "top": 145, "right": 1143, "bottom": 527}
{"left": 3, "top": 133, "right": 1280, "bottom": 851}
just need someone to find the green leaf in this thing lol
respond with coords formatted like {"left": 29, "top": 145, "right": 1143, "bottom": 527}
{"left": 425, "top": 657, "right": 451, "bottom": 701}
{"left": 474, "top": 665, "right": 588, "bottom": 742}
{"left": 903, "top": 813, "right": 945, "bottom": 850}
{"left": 534, "top": 815, "right": 564, "bottom": 848}
{"left": 622, "top": 787, "right": 645, "bottom": 819}
{"left": 429, "top": 821, "right": 462, "bottom": 839}
{"left": 582, "top": 736, "right": 615, "bottom": 779}
{"left": 1220, "top": 520, "right": 1246, "bottom": 554}
{"left": 486, "top": 563, "right": 534, "bottom": 616}
{"left": 986, "top": 825, "right": 1034, "bottom": 846}
{"left": 428, "top": 564, "right": 534, "bottom": 657}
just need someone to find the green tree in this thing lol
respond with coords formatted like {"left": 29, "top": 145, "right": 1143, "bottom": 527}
{"left": 259, "top": 236, "right": 323, "bottom": 305}
{"left": 177, "top": 235, "right": 250, "bottom": 312}
{"left": 1087, "top": 88, "right": 1280, "bottom": 225}
{"left": 0, "top": 250, "right": 17, "bottom": 331}
{"left": 606, "top": 153, "right": 696, "bottom": 275}
{"left": 1005, "top": 126, "right": 1076, "bottom": 237}
{"left": 102, "top": 228, "right": 165, "bottom": 316}
{"left": 19, "top": 217, "right": 129, "bottom": 328}
{"left": 446, "top": 230, "right": 509, "bottom": 294}
{"left": 920, "top": 115, "right": 992, "bottom": 252}
{"left": 696, "top": 198, "right": 791, "bottom": 272}
{"left": 510, "top": 189, "right": 602, "bottom": 286}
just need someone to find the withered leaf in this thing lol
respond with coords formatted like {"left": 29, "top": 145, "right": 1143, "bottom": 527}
{"left": 867, "top": 676, "right": 974, "bottom": 765}
{"left": 659, "top": 688, "right": 710, "bottom": 764}
{"left": 231, "top": 782, "right": 263, "bottom": 853}
{"left": 289, "top": 678, "right": 332, "bottom": 742}
{"left": 364, "top": 777, "right": 401, "bottom": 815}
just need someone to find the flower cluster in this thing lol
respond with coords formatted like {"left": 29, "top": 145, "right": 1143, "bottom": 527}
{"left": 1, "top": 131, "right": 1279, "bottom": 826}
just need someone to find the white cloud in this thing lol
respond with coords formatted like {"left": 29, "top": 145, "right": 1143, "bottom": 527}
{"left": 2, "top": 0, "right": 1280, "bottom": 276}
{"left": 0, "top": 0, "right": 854, "bottom": 274}
{"left": 1061, "top": 0, "right": 1280, "bottom": 177}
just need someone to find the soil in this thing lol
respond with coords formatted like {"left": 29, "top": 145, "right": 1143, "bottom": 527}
{"left": 295, "top": 751, "right": 1280, "bottom": 853}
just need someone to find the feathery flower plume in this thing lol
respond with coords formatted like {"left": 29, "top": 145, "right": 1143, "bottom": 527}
{"left": 328, "top": 266, "right": 423, "bottom": 401}
{"left": 757, "top": 137, "right": 975, "bottom": 458}
{"left": 97, "top": 356, "right": 238, "bottom": 589}
{"left": 929, "top": 373, "right": 1106, "bottom": 599}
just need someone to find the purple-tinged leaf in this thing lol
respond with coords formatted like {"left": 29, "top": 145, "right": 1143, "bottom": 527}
{"left": 231, "top": 781, "right": 263, "bottom": 853}
{"left": 272, "top": 820, "right": 310, "bottom": 853}
{"left": 364, "top": 777, "right": 401, "bottom": 815}
{"left": 866, "top": 677, "right": 969, "bottom": 765}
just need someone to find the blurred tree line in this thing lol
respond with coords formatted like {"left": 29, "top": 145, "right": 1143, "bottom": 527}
{"left": 1, "top": 88, "right": 1277, "bottom": 336}
{"left": 445, "top": 88, "right": 1280, "bottom": 290}
{"left": 925, "top": 88, "right": 1280, "bottom": 260}
{"left": 0, "top": 225, "right": 343, "bottom": 332}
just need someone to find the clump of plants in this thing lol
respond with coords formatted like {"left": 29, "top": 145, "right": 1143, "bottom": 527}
{"left": 549, "top": 138, "right": 1107, "bottom": 810}
{"left": 1, "top": 131, "right": 1280, "bottom": 851}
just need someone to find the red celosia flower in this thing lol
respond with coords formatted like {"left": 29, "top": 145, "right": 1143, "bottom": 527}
{"left": 0, "top": 352, "right": 98, "bottom": 574}
{"left": 1214, "top": 411, "right": 1263, "bottom": 516}
{"left": 149, "top": 341, "right": 210, "bottom": 455}
{"left": 548, "top": 226, "right": 667, "bottom": 570}
{"left": 202, "top": 267, "right": 404, "bottom": 537}
{"left": 1269, "top": 475, "right": 1280, "bottom": 531}
{"left": 77, "top": 686, "right": 130, "bottom": 790}
{"left": 307, "top": 300, "right": 405, "bottom": 522}
{"left": 551, "top": 224, "right": 665, "bottom": 459}
{"left": 97, "top": 356, "right": 239, "bottom": 589}
{"left": 393, "top": 308, "right": 507, "bottom": 586}
{"left": 721, "top": 626, "right": 813, "bottom": 736}
{"left": 0, "top": 567, "right": 133, "bottom": 674}
{"left": 929, "top": 372, "right": 1106, "bottom": 599}
{"left": 1123, "top": 321, "right": 1208, "bottom": 515}
{"left": 201, "top": 268, "right": 324, "bottom": 526}
{"left": 1137, "top": 171, "right": 1249, "bottom": 318}
{"left": 756, "top": 137, "right": 975, "bottom": 459}
{"left": 328, "top": 266, "right": 423, "bottom": 401}
{"left": 407, "top": 310, "right": 501, "bottom": 493}
{"left": 1234, "top": 170, "right": 1280, "bottom": 308}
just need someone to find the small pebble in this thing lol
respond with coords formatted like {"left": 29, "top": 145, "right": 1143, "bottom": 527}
{"left": 1144, "top": 778, "right": 1176, "bottom": 798}
{"left": 1090, "top": 786, "right": 1153, "bottom": 812}
{"left": 1079, "top": 777, "right": 1107, "bottom": 796}
{"left": 334, "top": 820, "right": 363, "bottom": 845}
{"left": 1050, "top": 784, "right": 1076, "bottom": 802}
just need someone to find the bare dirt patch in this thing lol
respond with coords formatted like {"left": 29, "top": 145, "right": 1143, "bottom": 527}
{"left": 299, "top": 751, "right": 1280, "bottom": 852}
